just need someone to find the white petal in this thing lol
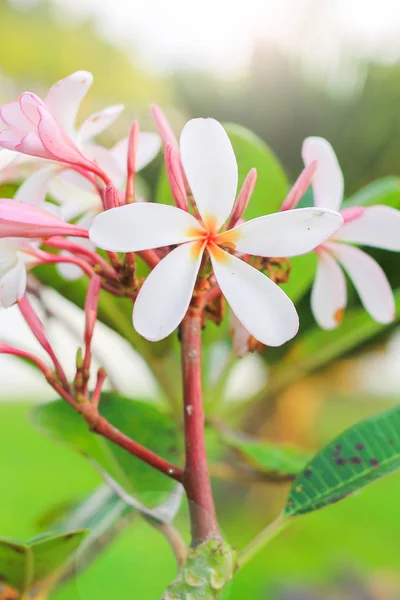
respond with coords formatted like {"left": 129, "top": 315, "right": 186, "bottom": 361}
{"left": 302, "top": 137, "right": 344, "bottom": 211}
{"left": 210, "top": 249, "right": 299, "bottom": 346}
{"left": 180, "top": 118, "right": 238, "bottom": 230}
{"left": 90, "top": 203, "right": 202, "bottom": 252}
{"left": 133, "top": 242, "right": 203, "bottom": 341}
{"left": 48, "top": 170, "right": 99, "bottom": 218}
{"left": 336, "top": 205, "right": 400, "bottom": 250}
{"left": 84, "top": 143, "right": 125, "bottom": 187}
{"left": 329, "top": 242, "right": 395, "bottom": 324}
{"left": 0, "top": 258, "right": 26, "bottom": 308}
{"left": 14, "top": 166, "right": 57, "bottom": 205}
{"left": 0, "top": 149, "right": 18, "bottom": 170}
{"left": 112, "top": 132, "right": 161, "bottom": 173}
{"left": 77, "top": 104, "right": 124, "bottom": 144}
{"left": 311, "top": 250, "right": 347, "bottom": 329}
{"left": 231, "top": 207, "right": 343, "bottom": 257}
{"left": 44, "top": 71, "right": 93, "bottom": 136}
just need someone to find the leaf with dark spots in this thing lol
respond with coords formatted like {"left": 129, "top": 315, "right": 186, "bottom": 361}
{"left": 284, "top": 405, "right": 400, "bottom": 517}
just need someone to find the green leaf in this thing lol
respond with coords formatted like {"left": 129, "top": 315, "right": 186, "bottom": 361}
{"left": 284, "top": 404, "right": 400, "bottom": 517}
{"left": 223, "top": 432, "right": 311, "bottom": 477}
{"left": 280, "top": 252, "right": 317, "bottom": 304}
{"left": 0, "top": 530, "right": 87, "bottom": 593}
{"left": 155, "top": 123, "right": 289, "bottom": 220}
{"left": 223, "top": 123, "right": 289, "bottom": 219}
{"left": 32, "top": 392, "right": 181, "bottom": 505}
{"left": 343, "top": 176, "right": 400, "bottom": 209}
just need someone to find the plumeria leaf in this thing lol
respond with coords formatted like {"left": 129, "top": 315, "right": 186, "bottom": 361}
{"left": 223, "top": 123, "right": 289, "bottom": 219}
{"left": 32, "top": 393, "right": 182, "bottom": 505}
{"left": 343, "top": 176, "right": 400, "bottom": 209}
{"left": 222, "top": 432, "right": 312, "bottom": 477}
{"left": 0, "top": 530, "right": 87, "bottom": 594}
{"left": 284, "top": 404, "right": 400, "bottom": 517}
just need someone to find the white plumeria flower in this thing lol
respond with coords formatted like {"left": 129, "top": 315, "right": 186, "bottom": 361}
{"left": 303, "top": 136, "right": 400, "bottom": 329}
{"left": 90, "top": 118, "right": 343, "bottom": 345}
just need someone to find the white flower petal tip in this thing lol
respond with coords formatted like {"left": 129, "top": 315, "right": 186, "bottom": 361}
{"left": 78, "top": 104, "right": 125, "bottom": 144}
{"left": 133, "top": 242, "right": 204, "bottom": 341}
{"left": 311, "top": 250, "right": 347, "bottom": 330}
{"left": 210, "top": 248, "right": 299, "bottom": 347}
{"left": 89, "top": 202, "right": 201, "bottom": 252}
{"left": 0, "top": 256, "right": 27, "bottom": 309}
{"left": 328, "top": 242, "right": 395, "bottom": 325}
{"left": 302, "top": 136, "right": 344, "bottom": 212}
{"left": 180, "top": 118, "right": 238, "bottom": 229}
{"left": 336, "top": 205, "right": 400, "bottom": 251}
{"left": 44, "top": 71, "right": 94, "bottom": 134}
{"left": 232, "top": 207, "right": 344, "bottom": 258}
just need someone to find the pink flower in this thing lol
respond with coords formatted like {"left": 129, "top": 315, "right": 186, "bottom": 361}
{"left": 90, "top": 118, "right": 343, "bottom": 345}
{"left": 302, "top": 137, "right": 400, "bottom": 328}
{"left": 0, "top": 71, "right": 124, "bottom": 181}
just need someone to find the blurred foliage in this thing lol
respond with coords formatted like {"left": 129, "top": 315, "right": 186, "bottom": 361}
{"left": 173, "top": 42, "right": 400, "bottom": 197}
{"left": 0, "top": 0, "right": 172, "bottom": 117}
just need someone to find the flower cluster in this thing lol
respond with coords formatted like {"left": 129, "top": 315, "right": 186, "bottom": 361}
{"left": 0, "top": 69, "right": 398, "bottom": 362}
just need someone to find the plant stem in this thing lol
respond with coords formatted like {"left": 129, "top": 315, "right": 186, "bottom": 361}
{"left": 79, "top": 405, "right": 183, "bottom": 482}
{"left": 238, "top": 513, "right": 289, "bottom": 568}
{"left": 181, "top": 307, "right": 220, "bottom": 546}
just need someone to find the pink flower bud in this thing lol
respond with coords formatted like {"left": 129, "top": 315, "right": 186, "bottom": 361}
{"left": 281, "top": 160, "right": 317, "bottom": 211}
{"left": 151, "top": 105, "right": 178, "bottom": 149}
{"left": 103, "top": 183, "right": 121, "bottom": 210}
{"left": 227, "top": 168, "right": 257, "bottom": 229}
{"left": 165, "top": 143, "right": 188, "bottom": 211}
{"left": 0, "top": 199, "right": 89, "bottom": 239}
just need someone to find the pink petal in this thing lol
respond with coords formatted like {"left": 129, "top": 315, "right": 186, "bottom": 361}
{"left": 0, "top": 199, "right": 89, "bottom": 239}
{"left": 1, "top": 100, "right": 34, "bottom": 130}
{"left": 328, "top": 241, "right": 395, "bottom": 324}
{"left": 336, "top": 205, "right": 400, "bottom": 250}
{"left": 311, "top": 249, "right": 347, "bottom": 329}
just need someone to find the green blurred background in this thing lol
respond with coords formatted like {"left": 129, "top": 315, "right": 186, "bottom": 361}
{"left": 2, "top": 0, "right": 400, "bottom": 598}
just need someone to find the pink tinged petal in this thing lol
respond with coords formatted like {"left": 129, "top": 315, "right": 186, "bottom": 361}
{"left": 281, "top": 161, "right": 317, "bottom": 211}
{"left": 14, "top": 166, "right": 57, "bottom": 205}
{"left": 0, "top": 199, "right": 88, "bottom": 239}
{"left": 133, "top": 241, "right": 204, "bottom": 341}
{"left": 37, "top": 105, "right": 95, "bottom": 168}
{"left": 180, "top": 118, "right": 238, "bottom": 230}
{"left": 209, "top": 248, "right": 299, "bottom": 347}
{"left": 230, "top": 310, "right": 252, "bottom": 357}
{"left": 302, "top": 137, "right": 344, "bottom": 211}
{"left": 227, "top": 168, "right": 257, "bottom": 229}
{"left": 336, "top": 205, "right": 400, "bottom": 250}
{"left": 165, "top": 143, "right": 188, "bottom": 211}
{"left": 19, "top": 93, "right": 44, "bottom": 126}
{"left": 89, "top": 202, "right": 202, "bottom": 252}
{"left": 0, "top": 257, "right": 26, "bottom": 308}
{"left": 329, "top": 241, "right": 395, "bottom": 324}
{"left": 231, "top": 207, "right": 344, "bottom": 258}
{"left": 1, "top": 100, "right": 35, "bottom": 130}
{"left": 311, "top": 250, "right": 347, "bottom": 329}
{"left": 77, "top": 104, "right": 124, "bottom": 144}
{"left": 44, "top": 70, "right": 93, "bottom": 135}
{"left": 340, "top": 206, "right": 365, "bottom": 223}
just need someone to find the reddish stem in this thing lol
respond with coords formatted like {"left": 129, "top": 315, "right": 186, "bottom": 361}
{"left": 181, "top": 308, "right": 220, "bottom": 545}
{"left": 81, "top": 406, "right": 183, "bottom": 482}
